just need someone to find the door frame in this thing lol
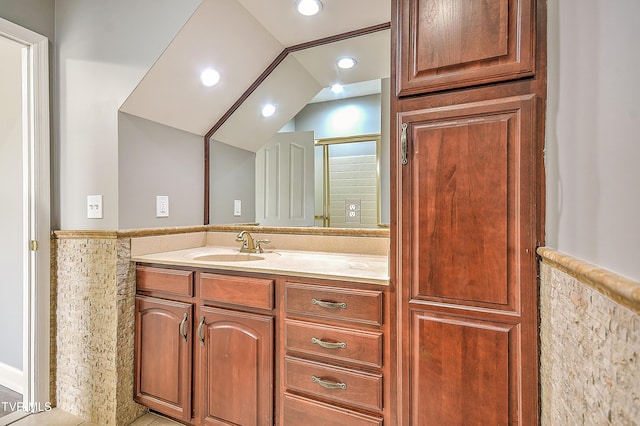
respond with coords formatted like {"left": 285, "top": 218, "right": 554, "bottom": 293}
{"left": 0, "top": 17, "right": 51, "bottom": 419}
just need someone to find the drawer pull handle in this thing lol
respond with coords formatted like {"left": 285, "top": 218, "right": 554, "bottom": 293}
{"left": 180, "top": 313, "right": 188, "bottom": 342}
{"left": 311, "top": 337, "right": 347, "bottom": 349}
{"left": 311, "top": 298, "right": 347, "bottom": 309}
{"left": 311, "top": 375, "right": 347, "bottom": 390}
{"left": 197, "top": 316, "right": 205, "bottom": 347}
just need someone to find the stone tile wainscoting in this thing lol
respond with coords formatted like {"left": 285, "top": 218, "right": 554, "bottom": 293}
{"left": 538, "top": 248, "right": 640, "bottom": 425}
{"left": 52, "top": 231, "right": 148, "bottom": 425}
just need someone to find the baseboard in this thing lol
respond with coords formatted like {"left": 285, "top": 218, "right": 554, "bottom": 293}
{"left": 0, "top": 361, "right": 22, "bottom": 394}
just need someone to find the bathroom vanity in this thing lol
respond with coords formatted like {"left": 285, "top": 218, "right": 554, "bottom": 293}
{"left": 131, "top": 229, "right": 391, "bottom": 426}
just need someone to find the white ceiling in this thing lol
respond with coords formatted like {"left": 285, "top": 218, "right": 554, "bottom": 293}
{"left": 119, "top": 0, "right": 391, "bottom": 139}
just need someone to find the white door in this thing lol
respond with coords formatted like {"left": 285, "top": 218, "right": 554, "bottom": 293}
{"left": 0, "top": 18, "right": 50, "bottom": 423}
{"left": 255, "top": 131, "right": 315, "bottom": 226}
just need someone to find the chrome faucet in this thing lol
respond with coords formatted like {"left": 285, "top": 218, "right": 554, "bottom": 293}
{"left": 235, "top": 230, "right": 270, "bottom": 253}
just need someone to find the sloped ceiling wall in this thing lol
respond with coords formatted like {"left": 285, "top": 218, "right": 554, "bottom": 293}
{"left": 120, "top": 0, "right": 391, "bottom": 140}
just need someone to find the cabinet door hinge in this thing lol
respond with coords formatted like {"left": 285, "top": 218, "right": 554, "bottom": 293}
{"left": 30, "top": 240, "right": 38, "bottom": 251}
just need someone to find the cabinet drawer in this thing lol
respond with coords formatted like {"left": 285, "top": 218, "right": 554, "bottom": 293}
{"left": 284, "top": 356, "right": 383, "bottom": 412}
{"left": 136, "top": 266, "right": 193, "bottom": 297}
{"left": 284, "top": 282, "right": 383, "bottom": 326}
{"left": 200, "top": 273, "right": 274, "bottom": 310}
{"left": 285, "top": 319, "right": 383, "bottom": 368}
{"left": 283, "top": 393, "right": 383, "bottom": 426}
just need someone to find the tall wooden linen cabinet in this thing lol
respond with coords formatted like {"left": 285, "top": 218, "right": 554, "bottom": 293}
{"left": 391, "top": 0, "right": 546, "bottom": 424}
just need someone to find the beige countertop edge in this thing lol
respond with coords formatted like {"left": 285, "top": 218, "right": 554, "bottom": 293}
{"left": 53, "top": 225, "right": 390, "bottom": 239}
{"left": 537, "top": 247, "right": 640, "bottom": 315}
{"left": 131, "top": 248, "right": 390, "bottom": 287}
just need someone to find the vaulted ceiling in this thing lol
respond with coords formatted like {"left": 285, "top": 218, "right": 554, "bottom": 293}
{"left": 119, "top": 0, "right": 391, "bottom": 142}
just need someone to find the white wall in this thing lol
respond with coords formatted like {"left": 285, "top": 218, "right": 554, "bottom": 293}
{"left": 546, "top": 0, "right": 640, "bottom": 281}
{"left": 55, "top": 0, "right": 201, "bottom": 230}
{"left": 209, "top": 141, "right": 256, "bottom": 224}
{"left": 118, "top": 113, "right": 203, "bottom": 229}
{"left": 0, "top": 0, "right": 55, "bottom": 41}
{"left": 295, "top": 94, "right": 381, "bottom": 138}
{"left": 0, "top": 35, "right": 23, "bottom": 371}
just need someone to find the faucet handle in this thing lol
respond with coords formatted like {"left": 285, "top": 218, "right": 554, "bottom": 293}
{"left": 255, "top": 239, "right": 270, "bottom": 253}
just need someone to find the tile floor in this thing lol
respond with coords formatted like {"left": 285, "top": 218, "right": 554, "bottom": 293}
{"left": 2, "top": 410, "right": 180, "bottom": 426}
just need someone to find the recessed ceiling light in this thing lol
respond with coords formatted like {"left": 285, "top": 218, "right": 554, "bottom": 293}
{"left": 337, "top": 57, "right": 357, "bottom": 69}
{"left": 262, "top": 104, "right": 276, "bottom": 118}
{"left": 296, "top": 0, "right": 322, "bottom": 16}
{"left": 201, "top": 68, "right": 220, "bottom": 87}
{"left": 331, "top": 84, "right": 344, "bottom": 94}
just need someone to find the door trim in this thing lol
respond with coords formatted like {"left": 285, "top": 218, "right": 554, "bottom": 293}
{"left": 0, "top": 17, "right": 51, "bottom": 415}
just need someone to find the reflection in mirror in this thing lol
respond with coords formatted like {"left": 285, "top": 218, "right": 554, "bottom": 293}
{"left": 207, "top": 27, "right": 390, "bottom": 228}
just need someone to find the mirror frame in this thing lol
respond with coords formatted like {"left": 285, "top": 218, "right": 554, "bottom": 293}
{"left": 203, "top": 22, "right": 391, "bottom": 225}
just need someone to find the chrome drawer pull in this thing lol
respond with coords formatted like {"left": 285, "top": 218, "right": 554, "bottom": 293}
{"left": 311, "top": 298, "right": 347, "bottom": 309}
{"left": 311, "top": 375, "right": 347, "bottom": 390}
{"left": 180, "top": 313, "right": 188, "bottom": 342}
{"left": 311, "top": 337, "right": 347, "bottom": 349}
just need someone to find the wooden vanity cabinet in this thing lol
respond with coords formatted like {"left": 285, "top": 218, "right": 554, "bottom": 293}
{"left": 281, "top": 280, "right": 389, "bottom": 426}
{"left": 135, "top": 265, "right": 275, "bottom": 426}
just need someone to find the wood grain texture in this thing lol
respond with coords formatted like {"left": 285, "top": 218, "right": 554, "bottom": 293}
{"left": 284, "top": 282, "right": 383, "bottom": 326}
{"left": 397, "top": 0, "right": 535, "bottom": 95}
{"left": 282, "top": 393, "right": 383, "bottom": 426}
{"left": 134, "top": 296, "right": 192, "bottom": 422}
{"left": 199, "top": 306, "right": 273, "bottom": 426}
{"left": 400, "top": 95, "right": 535, "bottom": 311}
{"left": 136, "top": 265, "right": 193, "bottom": 297}
{"left": 410, "top": 310, "right": 515, "bottom": 425}
{"left": 200, "top": 272, "right": 274, "bottom": 310}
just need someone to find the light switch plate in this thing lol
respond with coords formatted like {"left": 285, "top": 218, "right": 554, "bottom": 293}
{"left": 234, "top": 199, "right": 242, "bottom": 216}
{"left": 87, "top": 195, "right": 103, "bottom": 219}
{"left": 156, "top": 195, "right": 169, "bottom": 217}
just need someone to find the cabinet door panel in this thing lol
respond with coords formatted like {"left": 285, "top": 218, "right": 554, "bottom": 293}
{"left": 199, "top": 306, "right": 273, "bottom": 426}
{"left": 397, "top": 0, "right": 535, "bottom": 95}
{"left": 400, "top": 95, "right": 535, "bottom": 311}
{"left": 134, "top": 296, "right": 192, "bottom": 421}
{"left": 410, "top": 310, "right": 516, "bottom": 425}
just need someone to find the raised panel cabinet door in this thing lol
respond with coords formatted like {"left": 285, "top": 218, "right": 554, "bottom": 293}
{"left": 134, "top": 295, "right": 192, "bottom": 422}
{"left": 198, "top": 306, "right": 274, "bottom": 426}
{"left": 409, "top": 310, "right": 517, "bottom": 425}
{"left": 396, "top": 0, "right": 535, "bottom": 96}
{"left": 400, "top": 94, "right": 536, "bottom": 312}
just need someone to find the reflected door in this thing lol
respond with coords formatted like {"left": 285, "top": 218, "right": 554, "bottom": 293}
{"left": 256, "top": 131, "right": 315, "bottom": 226}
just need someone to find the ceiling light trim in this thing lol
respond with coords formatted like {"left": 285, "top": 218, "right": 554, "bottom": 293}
{"left": 296, "top": 0, "right": 323, "bottom": 16}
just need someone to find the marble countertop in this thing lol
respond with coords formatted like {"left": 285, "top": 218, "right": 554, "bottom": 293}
{"left": 131, "top": 245, "right": 390, "bottom": 285}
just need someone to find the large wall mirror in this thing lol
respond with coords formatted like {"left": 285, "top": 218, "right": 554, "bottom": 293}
{"left": 205, "top": 24, "right": 390, "bottom": 229}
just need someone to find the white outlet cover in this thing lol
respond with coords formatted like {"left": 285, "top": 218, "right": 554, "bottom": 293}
{"left": 234, "top": 199, "right": 242, "bottom": 216}
{"left": 87, "top": 195, "right": 103, "bottom": 219}
{"left": 156, "top": 195, "right": 169, "bottom": 217}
